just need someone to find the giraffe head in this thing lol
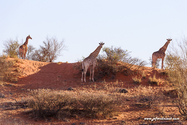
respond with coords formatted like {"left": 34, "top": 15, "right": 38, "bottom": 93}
{"left": 166, "top": 39, "right": 172, "bottom": 43}
{"left": 99, "top": 42, "right": 105, "bottom": 46}
{"left": 27, "top": 35, "right": 32, "bottom": 40}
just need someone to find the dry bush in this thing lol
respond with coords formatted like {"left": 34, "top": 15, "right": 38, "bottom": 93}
{"left": 78, "top": 92, "right": 120, "bottom": 118}
{"left": 165, "top": 39, "right": 187, "bottom": 117}
{"left": 149, "top": 74, "right": 160, "bottom": 85}
{"left": 0, "top": 57, "right": 18, "bottom": 83}
{"left": 26, "top": 89, "right": 121, "bottom": 119}
{"left": 132, "top": 76, "right": 141, "bottom": 84}
{"left": 142, "top": 72, "right": 146, "bottom": 79}
{"left": 3, "top": 39, "right": 19, "bottom": 58}
{"left": 31, "top": 37, "right": 66, "bottom": 62}
{"left": 27, "top": 89, "right": 76, "bottom": 118}
{"left": 96, "top": 46, "right": 146, "bottom": 79}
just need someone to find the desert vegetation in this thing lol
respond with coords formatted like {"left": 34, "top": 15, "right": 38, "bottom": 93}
{"left": 2, "top": 37, "right": 66, "bottom": 62}
{"left": 26, "top": 89, "right": 122, "bottom": 119}
{"left": 1, "top": 40, "right": 187, "bottom": 124}
{"left": 165, "top": 39, "right": 187, "bottom": 118}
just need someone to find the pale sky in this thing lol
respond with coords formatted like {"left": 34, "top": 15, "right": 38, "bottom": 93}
{"left": 1, "top": 0, "right": 187, "bottom": 66}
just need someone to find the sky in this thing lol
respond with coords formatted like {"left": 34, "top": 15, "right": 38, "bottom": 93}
{"left": 1, "top": 0, "right": 187, "bottom": 67}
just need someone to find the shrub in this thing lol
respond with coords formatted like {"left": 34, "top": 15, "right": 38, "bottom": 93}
{"left": 142, "top": 72, "right": 146, "bottom": 79}
{"left": 1, "top": 59, "right": 19, "bottom": 82}
{"left": 78, "top": 92, "right": 120, "bottom": 117}
{"left": 149, "top": 74, "right": 159, "bottom": 85}
{"left": 132, "top": 76, "right": 141, "bottom": 84}
{"left": 96, "top": 46, "right": 146, "bottom": 78}
{"left": 3, "top": 39, "right": 19, "bottom": 58}
{"left": 165, "top": 39, "right": 187, "bottom": 117}
{"left": 27, "top": 89, "right": 121, "bottom": 119}
{"left": 27, "top": 89, "right": 75, "bottom": 118}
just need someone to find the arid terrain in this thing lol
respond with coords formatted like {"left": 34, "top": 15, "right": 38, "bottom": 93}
{"left": 0, "top": 58, "right": 186, "bottom": 125}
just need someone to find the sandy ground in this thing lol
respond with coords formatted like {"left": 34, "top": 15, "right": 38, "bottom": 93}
{"left": 0, "top": 58, "right": 186, "bottom": 125}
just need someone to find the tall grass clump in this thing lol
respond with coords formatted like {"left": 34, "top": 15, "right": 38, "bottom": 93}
{"left": 27, "top": 89, "right": 121, "bottom": 119}
{"left": 165, "top": 39, "right": 187, "bottom": 117}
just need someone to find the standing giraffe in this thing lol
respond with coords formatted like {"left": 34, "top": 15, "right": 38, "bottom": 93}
{"left": 19, "top": 35, "right": 32, "bottom": 59}
{"left": 152, "top": 39, "right": 172, "bottom": 69}
{"left": 81, "top": 42, "right": 105, "bottom": 82}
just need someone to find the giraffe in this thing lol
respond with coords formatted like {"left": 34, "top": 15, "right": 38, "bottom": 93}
{"left": 19, "top": 35, "right": 32, "bottom": 59}
{"left": 81, "top": 42, "right": 105, "bottom": 82}
{"left": 152, "top": 39, "right": 172, "bottom": 69}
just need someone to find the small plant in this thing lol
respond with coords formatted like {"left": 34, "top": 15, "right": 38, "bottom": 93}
{"left": 159, "top": 70, "right": 168, "bottom": 76}
{"left": 132, "top": 76, "right": 141, "bottom": 84}
{"left": 2, "top": 54, "right": 9, "bottom": 59}
{"left": 14, "top": 58, "right": 19, "bottom": 63}
{"left": 142, "top": 72, "right": 146, "bottom": 79}
{"left": 57, "top": 62, "right": 62, "bottom": 65}
{"left": 149, "top": 74, "right": 159, "bottom": 85}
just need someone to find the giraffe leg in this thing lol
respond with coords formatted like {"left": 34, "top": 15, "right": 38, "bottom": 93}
{"left": 161, "top": 58, "right": 164, "bottom": 69}
{"left": 81, "top": 63, "right": 85, "bottom": 82}
{"left": 152, "top": 54, "right": 157, "bottom": 68}
{"left": 89, "top": 66, "right": 92, "bottom": 81}
{"left": 23, "top": 51, "right": 26, "bottom": 59}
{"left": 83, "top": 65, "right": 88, "bottom": 82}
{"left": 92, "top": 60, "right": 96, "bottom": 82}
{"left": 81, "top": 70, "right": 84, "bottom": 82}
{"left": 92, "top": 68, "right": 94, "bottom": 82}
{"left": 83, "top": 69, "right": 87, "bottom": 82}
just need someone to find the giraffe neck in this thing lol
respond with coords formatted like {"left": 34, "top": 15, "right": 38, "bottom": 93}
{"left": 159, "top": 41, "right": 170, "bottom": 53}
{"left": 23, "top": 37, "right": 29, "bottom": 46}
{"left": 88, "top": 45, "right": 102, "bottom": 59}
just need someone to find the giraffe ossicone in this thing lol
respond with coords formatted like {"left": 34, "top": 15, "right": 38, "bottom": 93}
{"left": 81, "top": 42, "right": 105, "bottom": 82}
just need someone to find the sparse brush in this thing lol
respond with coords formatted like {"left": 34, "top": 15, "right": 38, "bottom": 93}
{"left": 164, "top": 39, "right": 187, "bottom": 117}
{"left": 0, "top": 58, "right": 19, "bottom": 83}
{"left": 159, "top": 70, "right": 168, "bottom": 76}
{"left": 149, "top": 75, "right": 159, "bottom": 85}
{"left": 2, "top": 54, "right": 9, "bottom": 59}
{"left": 73, "top": 61, "right": 82, "bottom": 72}
{"left": 57, "top": 62, "right": 62, "bottom": 65}
{"left": 142, "top": 72, "right": 146, "bottom": 79}
{"left": 14, "top": 58, "right": 19, "bottom": 63}
{"left": 132, "top": 76, "right": 141, "bottom": 84}
{"left": 26, "top": 89, "right": 122, "bottom": 119}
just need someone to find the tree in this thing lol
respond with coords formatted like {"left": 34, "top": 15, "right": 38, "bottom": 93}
{"left": 165, "top": 39, "right": 187, "bottom": 116}
{"left": 102, "top": 46, "right": 129, "bottom": 64}
{"left": 32, "top": 37, "right": 66, "bottom": 62}
{"left": 27, "top": 45, "right": 35, "bottom": 60}
{"left": 101, "top": 46, "right": 147, "bottom": 66}
{"left": 3, "top": 39, "right": 20, "bottom": 58}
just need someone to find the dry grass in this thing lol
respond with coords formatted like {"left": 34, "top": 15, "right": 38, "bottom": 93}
{"left": 0, "top": 57, "right": 20, "bottom": 83}
{"left": 149, "top": 74, "right": 160, "bottom": 85}
{"left": 26, "top": 89, "right": 122, "bottom": 119}
{"left": 132, "top": 76, "right": 141, "bottom": 84}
